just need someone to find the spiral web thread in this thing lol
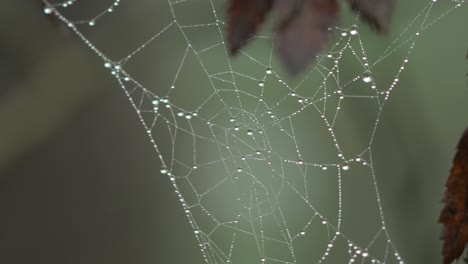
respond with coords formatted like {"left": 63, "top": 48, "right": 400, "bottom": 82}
{"left": 42, "top": 0, "right": 465, "bottom": 263}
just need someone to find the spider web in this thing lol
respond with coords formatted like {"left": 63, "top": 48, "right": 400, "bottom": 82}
{"left": 43, "top": 0, "right": 465, "bottom": 263}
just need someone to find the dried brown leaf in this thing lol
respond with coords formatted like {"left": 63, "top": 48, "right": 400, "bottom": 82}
{"left": 439, "top": 129, "right": 468, "bottom": 264}
{"left": 346, "top": 0, "right": 395, "bottom": 32}
{"left": 226, "top": 0, "right": 395, "bottom": 74}
{"left": 226, "top": 0, "right": 273, "bottom": 55}
{"left": 273, "top": 0, "right": 339, "bottom": 74}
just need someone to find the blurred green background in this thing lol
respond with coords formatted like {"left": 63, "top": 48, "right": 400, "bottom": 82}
{"left": 0, "top": 0, "right": 467, "bottom": 263}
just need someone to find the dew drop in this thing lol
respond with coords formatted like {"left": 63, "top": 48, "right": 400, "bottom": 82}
{"left": 362, "top": 71, "right": 373, "bottom": 83}
{"left": 258, "top": 80, "right": 265, "bottom": 87}
{"left": 266, "top": 67, "right": 272, "bottom": 74}
{"left": 43, "top": 6, "right": 53, "bottom": 14}
{"left": 88, "top": 20, "right": 96, "bottom": 26}
{"left": 349, "top": 25, "right": 358, "bottom": 35}
{"left": 342, "top": 165, "right": 350, "bottom": 171}
{"left": 160, "top": 166, "right": 168, "bottom": 174}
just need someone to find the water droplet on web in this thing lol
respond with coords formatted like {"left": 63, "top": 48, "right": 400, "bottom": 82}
{"left": 266, "top": 67, "right": 272, "bottom": 74}
{"left": 88, "top": 20, "right": 96, "bottom": 26}
{"left": 258, "top": 80, "right": 265, "bottom": 87}
{"left": 237, "top": 167, "right": 243, "bottom": 172}
{"left": 300, "top": 230, "right": 306, "bottom": 235}
{"left": 43, "top": 6, "right": 53, "bottom": 14}
{"left": 342, "top": 165, "right": 350, "bottom": 170}
{"left": 160, "top": 166, "right": 168, "bottom": 174}
{"left": 362, "top": 71, "right": 373, "bottom": 83}
{"left": 349, "top": 25, "right": 358, "bottom": 35}
{"left": 229, "top": 117, "right": 235, "bottom": 122}
{"left": 247, "top": 129, "right": 253, "bottom": 136}
{"left": 152, "top": 99, "right": 159, "bottom": 105}
{"left": 322, "top": 166, "right": 328, "bottom": 170}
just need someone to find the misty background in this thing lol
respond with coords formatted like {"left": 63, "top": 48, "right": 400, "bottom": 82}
{"left": 0, "top": 0, "right": 467, "bottom": 263}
